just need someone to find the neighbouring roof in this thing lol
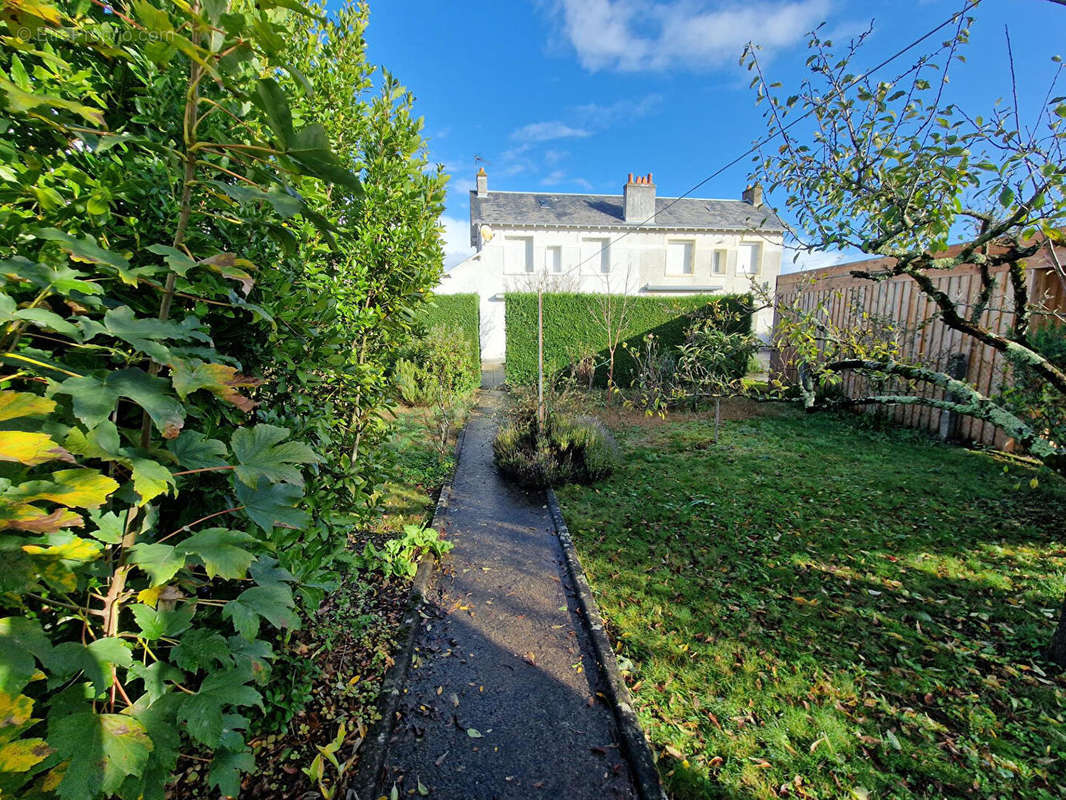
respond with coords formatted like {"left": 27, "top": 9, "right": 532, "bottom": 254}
{"left": 469, "top": 190, "right": 786, "bottom": 237}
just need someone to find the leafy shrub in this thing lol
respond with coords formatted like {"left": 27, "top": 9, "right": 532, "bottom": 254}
{"left": 504, "top": 292, "right": 752, "bottom": 386}
{"left": 494, "top": 411, "right": 619, "bottom": 487}
{"left": 394, "top": 323, "right": 479, "bottom": 407}
{"left": 354, "top": 524, "right": 454, "bottom": 579}
{"left": 0, "top": 2, "right": 445, "bottom": 798}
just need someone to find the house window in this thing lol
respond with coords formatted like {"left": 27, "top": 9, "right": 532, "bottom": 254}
{"left": 736, "top": 242, "right": 761, "bottom": 275}
{"left": 581, "top": 238, "right": 610, "bottom": 274}
{"left": 666, "top": 240, "right": 694, "bottom": 276}
{"left": 712, "top": 249, "right": 727, "bottom": 275}
{"left": 504, "top": 236, "right": 533, "bottom": 274}
{"left": 545, "top": 245, "right": 562, "bottom": 274}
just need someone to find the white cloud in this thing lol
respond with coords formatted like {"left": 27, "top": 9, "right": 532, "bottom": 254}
{"left": 511, "top": 121, "right": 592, "bottom": 143}
{"left": 549, "top": 0, "right": 830, "bottom": 72}
{"left": 573, "top": 93, "right": 662, "bottom": 123}
{"left": 440, "top": 214, "right": 474, "bottom": 271}
{"left": 540, "top": 170, "right": 568, "bottom": 186}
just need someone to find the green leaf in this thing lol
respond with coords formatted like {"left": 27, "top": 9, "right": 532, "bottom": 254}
{"left": 130, "top": 604, "right": 195, "bottom": 641}
{"left": 85, "top": 509, "right": 125, "bottom": 544}
{"left": 54, "top": 369, "right": 185, "bottom": 438}
{"left": 129, "top": 542, "right": 187, "bottom": 586}
{"left": 146, "top": 244, "right": 197, "bottom": 276}
{"left": 288, "top": 123, "right": 362, "bottom": 191}
{"left": 0, "top": 256, "right": 101, "bottom": 295}
{"left": 166, "top": 430, "right": 228, "bottom": 469}
{"left": 176, "top": 528, "right": 256, "bottom": 580}
{"left": 0, "top": 617, "right": 51, "bottom": 694}
{"left": 49, "top": 712, "right": 153, "bottom": 799}
{"left": 176, "top": 669, "right": 261, "bottom": 747}
{"left": 53, "top": 376, "right": 118, "bottom": 429}
{"left": 130, "top": 458, "right": 176, "bottom": 505}
{"left": 50, "top": 638, "right": 132, "bottom": 694}
{"left": 106, "top": 369, "right": 185, "bottom": 439}
{"left": 234, "top": 477, "right": 307, "bottom": 532}
{"left": 0, "top": 77, "right": 104, "bottom": 126}
{"left": 127, "top": 661, "right": 185, "bottom": 704}
{"left": 34, "top": 227, "right": 131, "bottom": 277}
{"left": 223, "top": 583, "right": 296, "bottom": 640}
{"left": 253, "top": 78, "right": 294, "bottom": 148}
{"left": 231, "top": 424, "right": 318, "bottom": 487}
{"left": 208, "top": 749, "right": 256, "bottom": 797}
{"left": 171, "top": 629, "right": 233, "bottom": 673}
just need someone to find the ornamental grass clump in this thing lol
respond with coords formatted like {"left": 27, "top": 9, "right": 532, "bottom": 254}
{"left": 493, "top": 410, "right": 619, "bottom": 488}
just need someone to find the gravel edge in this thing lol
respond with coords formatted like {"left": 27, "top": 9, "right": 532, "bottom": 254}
{"left": 546, "top": 486, "right": 669, "bottom": 800}
{"left": 345, "top": 423, "right": 468, "bottom": 800}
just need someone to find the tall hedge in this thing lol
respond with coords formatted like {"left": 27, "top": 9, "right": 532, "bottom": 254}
{"left": 505, "top": 293, "right": 751, "bottom": 386}
{"left": 417, "top": 293, "right": 480, "bottom": 364}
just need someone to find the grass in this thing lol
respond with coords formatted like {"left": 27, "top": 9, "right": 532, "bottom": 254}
{"left": 555, "top": 405, "right": 1066, "bottom": 800}
{"left": 370, "top": 404, "right": 462, "bottom": 533}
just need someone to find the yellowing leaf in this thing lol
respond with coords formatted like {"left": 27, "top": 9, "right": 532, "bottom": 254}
{"left": 0, "top": 391, "right": 55, "bottom": 422}
{"left": 5, "top": 0, "right": 63, "bottom": 25}
{"left": 136, "top": 585, "right": 164, "bottom": 607}
{"left": 0, "top": 431, "right": 73, "bottom": 466}
{"left": 169, "top": 359, "right": 260, "bottom": 413}
{"left": 11, "top": 469, "right": 119, "bottom": 508}
{"left": 0, "top": 688, "right": 34, "bottom": 729}
{"left": 0, "top": 505, "right": 83, "bottom": 533}
{"left": 22, "top": 536, "right": 101, "bottom": 563}
{"left": 0, "top": 738, "right": 52, "bottom": 772}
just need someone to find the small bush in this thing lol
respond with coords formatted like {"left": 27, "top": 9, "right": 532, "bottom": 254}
{"left": 493, "top": 410, "right": 619, "bottom": 487}
{"left": 394, "top": 323, "right": 479, "bottom": 407}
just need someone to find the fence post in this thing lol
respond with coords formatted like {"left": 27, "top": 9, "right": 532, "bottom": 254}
{"left": 938, "top": 352, "right": 969, "bottom": 441}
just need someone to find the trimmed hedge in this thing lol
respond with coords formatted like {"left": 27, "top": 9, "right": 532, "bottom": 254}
{"left": 504, "top": 292, "right": 751, "bottom": 386}
{"left": 418, "top": 292, "right": 480, "bottom": 364}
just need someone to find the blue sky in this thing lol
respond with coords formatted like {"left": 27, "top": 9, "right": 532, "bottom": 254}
{"left": 335, "top": 0, "right": 1066, "bottom": 270}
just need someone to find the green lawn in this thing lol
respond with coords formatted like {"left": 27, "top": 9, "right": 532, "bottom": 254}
{"left": 556, "top": 407, "right": 1066, "bottom": 800}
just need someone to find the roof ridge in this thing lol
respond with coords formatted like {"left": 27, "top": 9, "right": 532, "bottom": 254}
{"left": 469, "top": 189, "right": 746, "bottom": 203}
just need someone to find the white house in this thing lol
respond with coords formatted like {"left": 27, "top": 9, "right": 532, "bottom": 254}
{"left": 436, "top": 169, "right": 785, "bottom": 361}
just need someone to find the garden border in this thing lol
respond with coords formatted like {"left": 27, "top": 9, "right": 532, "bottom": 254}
{"left": 546, "top": 487, "right": 669, "bottom": 800}
{"left": 345, "top": 423, "right": 469, "bottom": 800}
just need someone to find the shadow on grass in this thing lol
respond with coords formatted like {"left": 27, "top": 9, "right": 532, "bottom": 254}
{"left": 557, "top": 411, "right": 1066, "bottom": 800}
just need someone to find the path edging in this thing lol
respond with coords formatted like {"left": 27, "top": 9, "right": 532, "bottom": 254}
{"left": 345, "top": 423, "right": 468, "bottom": 800}
{"left": 546, "top": 487, "right": 669, "bottom": 800}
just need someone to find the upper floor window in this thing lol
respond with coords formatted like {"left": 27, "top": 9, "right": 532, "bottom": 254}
{"left": 581, "top": 238, "right": 610, "bottom": 274}
{"left": 736, "top": 242, "right": 761, "bottom": 275}
{"left": 666, "top": 240, "right": 695, "bottom": 276}
{"left": 712, "top": 249, "right": 727, "bottom": 275}
{"left": 545, "top": 245, "right": 562, "bottom": 274}
{"left": 504, "top": 236, "right": 533, "bottom": 274}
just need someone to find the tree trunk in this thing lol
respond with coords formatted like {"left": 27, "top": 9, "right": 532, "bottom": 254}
{"left": 1050, "top": 596, "right": 1066, "bottom": 668}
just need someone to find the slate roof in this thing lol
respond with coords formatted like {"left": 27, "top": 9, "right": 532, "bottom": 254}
{"left": 469, "top": 190, "right": 785, "bottom": 243}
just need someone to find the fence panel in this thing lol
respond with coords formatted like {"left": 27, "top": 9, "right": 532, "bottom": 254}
{"left": 772, "top": 250, "right": 1064, "bottom": 448}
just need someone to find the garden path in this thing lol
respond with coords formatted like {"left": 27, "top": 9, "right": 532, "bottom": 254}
{"left": 379, "top": 391, "right": 637, "bottom": 799}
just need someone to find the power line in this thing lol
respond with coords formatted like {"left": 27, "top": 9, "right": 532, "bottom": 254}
{"left": 536, "top": 0, "right": 983, "bottom": 280}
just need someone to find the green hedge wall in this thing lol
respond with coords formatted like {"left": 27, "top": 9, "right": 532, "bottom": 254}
{"left": 504, "top": 293, "right": 751, "bottom": 387}
{"left": 418, "top": 293, "right": 480, "bottom": 364}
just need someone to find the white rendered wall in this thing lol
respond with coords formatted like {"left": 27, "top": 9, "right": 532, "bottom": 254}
{"left": 436, "top": 226, "right": 783, "bottom": 361}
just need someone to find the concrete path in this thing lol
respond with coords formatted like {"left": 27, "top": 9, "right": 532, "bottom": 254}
{"left": 381, "top": 391, "right": 637, "bottom": 799}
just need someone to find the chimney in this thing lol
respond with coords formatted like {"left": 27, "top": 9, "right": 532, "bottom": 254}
{"left": 623, "top": 172, "right": 655, "bottom": 224}
{"left": 742, "top": 183, "right": 763, "bottom": 208}
{"left": 476, "top": 166, "right": 488, "bottom": 198}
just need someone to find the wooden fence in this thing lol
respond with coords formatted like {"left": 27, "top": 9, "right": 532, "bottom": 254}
{"left": 771, "top": 247, "right": 1065, "bottom": 448}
